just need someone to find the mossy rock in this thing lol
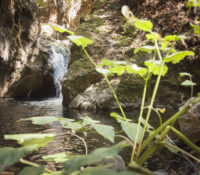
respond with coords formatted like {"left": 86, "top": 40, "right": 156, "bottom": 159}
{"left": 62, "top": 58, "right": 103, "bottom": 106}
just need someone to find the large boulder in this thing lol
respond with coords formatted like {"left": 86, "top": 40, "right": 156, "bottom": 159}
{"left": 68, "top": 75, "right": 147, "bottom": 111}
{"left": 61, "top": 58, "right": 102, "bottom": 106}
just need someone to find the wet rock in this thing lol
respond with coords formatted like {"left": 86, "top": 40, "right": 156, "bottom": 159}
{"left": 178, "top": 98, "right": 200, "bottom": 143}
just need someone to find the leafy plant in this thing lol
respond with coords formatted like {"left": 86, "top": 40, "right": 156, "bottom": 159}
{"left": 1, "top": 1, "right": 200, "bottom": 174}
{"left": 180, "top": 72, "right": 196, "bottom": 98}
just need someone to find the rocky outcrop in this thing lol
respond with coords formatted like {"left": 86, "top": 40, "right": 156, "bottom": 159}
{"left": 178, "top": 98, "right": 200, "bottom": 143}
{"left": 0, "top": 0, "right": 40, "bottom": 97}
{"left": 7, "top": 37, "right": 71, "bottom": 98}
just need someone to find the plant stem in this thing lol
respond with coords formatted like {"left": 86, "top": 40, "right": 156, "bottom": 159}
{"left": 20, "top": 158, "right": 53, "bottom": 173}
{"left": 83, "top": 48, "right": 132, "bottom": 138}
{"left": 131, "top": 77, "right": 148, "bottom": 161}
{"left": 137, "top": 59, "right": 165, "bottom": 158}
{"left": 165, "top": 142, "right": 200, "bottom": 163}
{"left": 136, "top": 37, "right": 165, "bottom": 157}
{"left": 139, "top": 96, "right": 200, "bottom": 154}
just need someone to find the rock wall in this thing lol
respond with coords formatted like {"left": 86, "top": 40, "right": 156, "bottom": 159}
{"left": 0, "top": 0, "right": 40, "bottom": 97}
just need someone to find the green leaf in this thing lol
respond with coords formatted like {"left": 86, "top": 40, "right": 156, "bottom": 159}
{"left": 20, "top": 116, "right": 82, "bottom": 132}
{"left": 181, "top": 80, "right": 196, "bottom": 86}
{"left": 0, "top": 147, "right": 31, "bottom": 172}
{"left": 134, "top": 19, "right": 153, "bottom": 32}
{"left": 144, "top": 60, "right": 168, "bottom": 76}
{"left": 57, "top": 117, "right": 83, "bottom": 132}
{"left": 83, "top": 116, "right": 115, "bottom": 143}
{"left": 19, "top": 116, "right": 58, "bottom": 125}
{"left": 43, "top": 152, "right": 75, "bottom": 163}
{"left": 187, "top": 0, "right": 200, "bottom": 7}
{"left": 4, "top": 133, "right": 55, "bottom": 149}
{"left": 18, "top": 166, "right": 44, "bottom": 175}
{"left": 96, "top": 67, "right": 109, "bottom": 75}
{"left": 190, "top": 23, "right": 200, "bottom": 34}
{"left": 139, "top": 117, "right": 154, "bottom": 132}
{"left": 179, "top": 72, "right": 192, "bottom": 78}
{"left": 68, "top": 35, "right": 93, "bottom": 48}
{"left": 110, "top": 112, "right": 127, "bottom": 121}
{"left": 49, "top": 23, "right": 74, "bottom": 35}
{"left": 146, "top": 32, "right": 160, "bottom": 41}
{"left": 118, "top": 120, "right": 143, "bottom": 143}
{"left": 165, "top": 51, "right": 194, "bottom": 64}
{"left": 109, "top": 66, "right": 126, "bottom": 76}
{"left": 101, "top": 59, "right": 127, "bottom": 66}
{"left": 164, "top": 145, "right": 178, "bottom": 154}
{"left": 126, "top": 64, "right": 147, "bottom": 77}
{"left": 64, "top": 141, "right": 128, "bottom": 174}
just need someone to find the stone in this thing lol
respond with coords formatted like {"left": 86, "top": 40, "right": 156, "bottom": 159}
{"left": 68, "top": 75, "right": 146, "bottom": 111}
{"left": 178, "top": 98, "right": 200, "bottom": 143}
{"left": 61, "top": 58, "right": 103, "bottom": 106}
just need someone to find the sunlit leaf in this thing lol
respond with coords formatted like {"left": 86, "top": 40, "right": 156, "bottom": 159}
{"left": 19, "top": 116, "right": 58, "bottom": 125}
{"left": 109, "top": 66, "right": 126, "bottom": 76}
{"left": 144, "top": 60, "right": 168, "bottom": 76}
{"left": 43, "top": 152, "right": 75, "bottom": 163}
{"left": 0, "top": 147, "right": 32, "bottom": 172}
{"left": 187, "top": 0, "right": 200, "bottom": 7}
{"left": 64, "top": 141, "right": 128, "bottom": 174}
{"left": 134, "top": 19, "right": 153, "bottom": 32}
{"left": 96, "top": 67, "right": 109, "bottom": 75}
{"left": 181, "top": 80, "right": 196, "bottom": 86}
{"left": 126, "top": 64, "right": 147, "bottom": 77}
{"left": 146, "top": 32, "right": 160, "bottom": 41}
{"left": 4, "top": 133, "right": 55, "bottom": 149}
{"left": 101, "top": 59, "right": 127, "bottom": 66}
{"left": 18, "top": 166, "right": 44, "bottom": 175}
{"left": 165, "top": 51, "right": 194, "bottom": 64}
{"left": 190, "top": 23, "right": 200, "bottom": 34}
{"left": 179, "top": 72, "right": 192, "bottom": 78}
{"left": 110, "top": 112, "right": 126, "bottom": 121}
{"left": 49, "top": 23, "right": 74, "bottom": 35}
{"left": 83, "top": 116, "right": 115, "bottom": 143}
{"left": 68, "top": 35, "right": 93, "bottom": 48}
{"left": 121, "top": 5, "right": 132, "bottom": 19}
{"left": 162, "top": 35, "right": 186, "bottom": 49}
{"left": 57, "top": 117, "right": 83, "bottom": 132}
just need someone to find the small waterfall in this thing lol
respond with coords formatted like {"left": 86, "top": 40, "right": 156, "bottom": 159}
{"left": 48, "top": 44, "right": 70, "bottom": 97}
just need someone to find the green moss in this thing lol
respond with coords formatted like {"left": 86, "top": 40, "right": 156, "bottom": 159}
{"left": 116, "top": 75, "right": 145, "bottom": 101}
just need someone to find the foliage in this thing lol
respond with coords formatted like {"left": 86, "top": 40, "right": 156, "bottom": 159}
{"left": 1, "top": 1, "right": 200, "bottom": 174}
